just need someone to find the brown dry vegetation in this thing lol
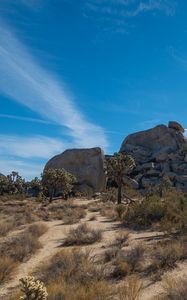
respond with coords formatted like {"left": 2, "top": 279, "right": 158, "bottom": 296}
{"left": 36, "top": 249, "right": 143, "bottom": 300}
{"left": 2, "top": 190, "right": 187, "bottom": 300}
{"left": 160, "top": 275, "right": 187, "bottom": 300}
{"left": 0, "top": 223, "right": 47, "bottom": 285}
{"left": 63, "top": 223, "right": 102, "bottom": 246}
{"left": 37, "top": 249, "right": 112, "bottom": 300}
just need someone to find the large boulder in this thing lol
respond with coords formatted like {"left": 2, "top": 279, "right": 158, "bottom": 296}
{"left": 120, "top": 122, "right": 187, "bottom": 192}
{"left": 44, "top": 147, "right": 106, "bottom": 193}
{"left": 120, "top": 124, "right": 186, "bottom": 164}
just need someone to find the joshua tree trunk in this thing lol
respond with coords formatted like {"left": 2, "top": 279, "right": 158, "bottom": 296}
{"left": 49, "top": 188, "right": 54, "bottom": 202}
{"left": 117, "top": 184, "right": 122, "bottom": 204}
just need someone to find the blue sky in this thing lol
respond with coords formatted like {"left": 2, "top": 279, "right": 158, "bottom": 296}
{"left": 0, "top": 0, "right": 187, "bottom": 179}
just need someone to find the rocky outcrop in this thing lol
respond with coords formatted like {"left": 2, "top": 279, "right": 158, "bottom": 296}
{"left": 168, "top": 121, "right": 185, "bottom": 133}
{"left": 45, "top": 147, "right": 106, "bottom": 193}
{"left": 120, "top": 121, "right": 187, "bottom": 191}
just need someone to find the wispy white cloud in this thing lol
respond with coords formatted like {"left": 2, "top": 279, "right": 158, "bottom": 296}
{"left": 168, "top": 46, "right": 187, "bottom": 68}
{"left": 0, "top": 135, "right": 68, "bottom": 159}
{"left": 0, "top": 113, "right": 53, "bottom": 125}
{"left": 126, "top": 0, "right": 176, "bottom": 17}
{"left": 0, "top": 22, "right": 108, "bottom": 150}
{"left": 84, "top": 0, "right": 176, "bottom": 35}
{"left": 86, "top": 0, "right": 176, "bottom": 16}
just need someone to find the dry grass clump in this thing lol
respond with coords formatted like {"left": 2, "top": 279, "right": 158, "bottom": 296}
{"left": 63, "top": 207, "right": 86, "bottom": 224}
{"left": 161, "top": 275, "right": 187, "bottom": 300}
{"left": 111, "top": 232, "right": 129, "bottom": 248}
{"left": 0, "top": 201, "right": 39, "bottom": 233}
{"left": 0, "top": 256, "right": 17, "bottom": 285}
{"left": 113, "top": 246, "right": 144, "bottom": 278}
{"left": 0, "top": 224, "right": 47, "bottom": 262}
{"left": 118, "top": 276, "right": 143, "bottom": 300}
{"left": 46, "top": 280, "right": 112, "bottom": 300}
{"left": 37, "top": 200, "right": 86, "bottom": 224}
{"left": 63, "top": 223, "right": 102, "bottom": 246}
{"left": 100, "top": 202, "right": 117, "bottom": 221}
{"left": 104, "top": 244, "right": 144, "bottom": 279}
{"left": 37, "top": 249, "right": 112, "bottom": 300}
{"left": 0, "top": 223, "right": 47, "bottom": 285}
{"left": 27, "top": 223, "right": 48, "bottom": 238}
{"left": 0, "top": 232, "right": 41, "bottom": 262}
{"left": 149, "top": 238, "right": 187, "bottom": 274}
{"left": 104, "top": 247, "right": 123, "bottom": 263}
{"left": 0, "top": 217, "right": 15, "bottom": 237}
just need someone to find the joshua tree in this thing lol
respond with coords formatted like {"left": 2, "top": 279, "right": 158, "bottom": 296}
{"left": 42, "top": 168, "right": 76, "bottom": 202}
{"left": 107, "top": 152, "right": 135, "bottom": 204}
{"left": 0, "top": 175, "right": 9, "bottom": 195}
{"left": 29, "top": 177, "right": 42, "bottom": 197}
{"left": 6, "top": 171, "right": 25, "bottom": 194}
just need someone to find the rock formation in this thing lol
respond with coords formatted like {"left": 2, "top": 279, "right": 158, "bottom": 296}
{"left": 45, "top": 147, "right": 106, "bottom": 194}
{"left": 120, "top": 121, "right": 187, "bottom": 191}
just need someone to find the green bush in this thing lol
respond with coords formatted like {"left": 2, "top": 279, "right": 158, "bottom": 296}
{"left": 123, "top": 190, "right": 187, "bottom": 233}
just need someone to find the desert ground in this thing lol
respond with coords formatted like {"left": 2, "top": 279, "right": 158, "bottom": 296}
{"left": 0, "top": 193, "right": 187, "bottom": 300}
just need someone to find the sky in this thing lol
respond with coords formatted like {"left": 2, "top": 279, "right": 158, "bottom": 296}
{"left": 0, "top": 0, "right": 187, "bottom": 179}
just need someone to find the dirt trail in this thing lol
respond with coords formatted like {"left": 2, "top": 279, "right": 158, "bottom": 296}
{"left": 0, "top": 199, "right": 121, "bottom": 298}
{"left": 1, "top": 198, "right": 186, "bottom": 300}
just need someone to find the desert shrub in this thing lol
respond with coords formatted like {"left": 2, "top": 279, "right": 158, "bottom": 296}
{"left": 105, "top": 245, "right": 144, "bottom": 279}
{"left": 0, "top": 256, "right": 17, "bottom": 284}
{"left": 19, "top": 276, "right": 48, "bottom": 300}
{"left": 115, "top": 204, "right": 126, "bottom": 220}
{"left": 46, "top": 280, "right": 112, "bottom": 300}
{"left": 0, "top": 233, "right": 41, "bottom": 262}
{"left": 101, "top": 188, "right": 117, "bottom": 203}
{"left": 63, "top": 207, "right": 86, "bottom": 224}
{"left": 0, "top": 201, "right": 39, "bottom": 229}
{"left": 124, "top": 195, "right": 165, "bottom": 229}
{"left": 118, "top": 276, "right": 143, "bottom": 300}
{"left": 104, "top": 247, "right": 122, "bottom": 263}
{"left": 63, "top": 223, "right": 102, "bottom": 246}
{"left": 159, "top": 190, "right": 187, "bottom": 233}
{"left": 0, "top": 223, "right": 47, "bottom": 263}
{"left": 37, "top": 249, "right": 111, "bottom": 300}
{"left": 110, "top": 245, "right": 144, "bottom": 279}
{"left": 149, "top": 238, "right": 187, "bottom": 273}
{"left": 161, "top": 275, "right": 187, "bottom": 300}
{"left": 37, "top": 200, "right": 86, "bottom": 223}
{"left": 38, "top": 249, "right": 104, "bottom": 284}
{"left": 0, "top": 218, "right": 15, "bottom": 236}
{"left": 125, "top": 246, "right": 145, "bottom": 272}
{"left": 100, "top": 202, "right": 117, "bottom": 220}
{"left": 111, "top": 232, "right": 129, "bottom": 248}
{"left": 27, "top": 223, "right": 48, "bottom": 238}
{"left": 124, "top": 191, "right": 187, "bottom": 233}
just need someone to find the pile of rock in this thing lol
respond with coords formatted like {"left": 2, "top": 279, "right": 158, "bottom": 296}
{"left": 45, "top": 121, "right": 187, "bottom": 193}
{"left": 120, "top": 121, "right": 187, "bottom": 191}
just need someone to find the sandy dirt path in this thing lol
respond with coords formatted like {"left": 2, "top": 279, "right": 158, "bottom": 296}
{"left": 0, "top": 199, "right": 121, "bottom": 298}
{"left": 1, "top": 198, "right": 186, "bottom": 300}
